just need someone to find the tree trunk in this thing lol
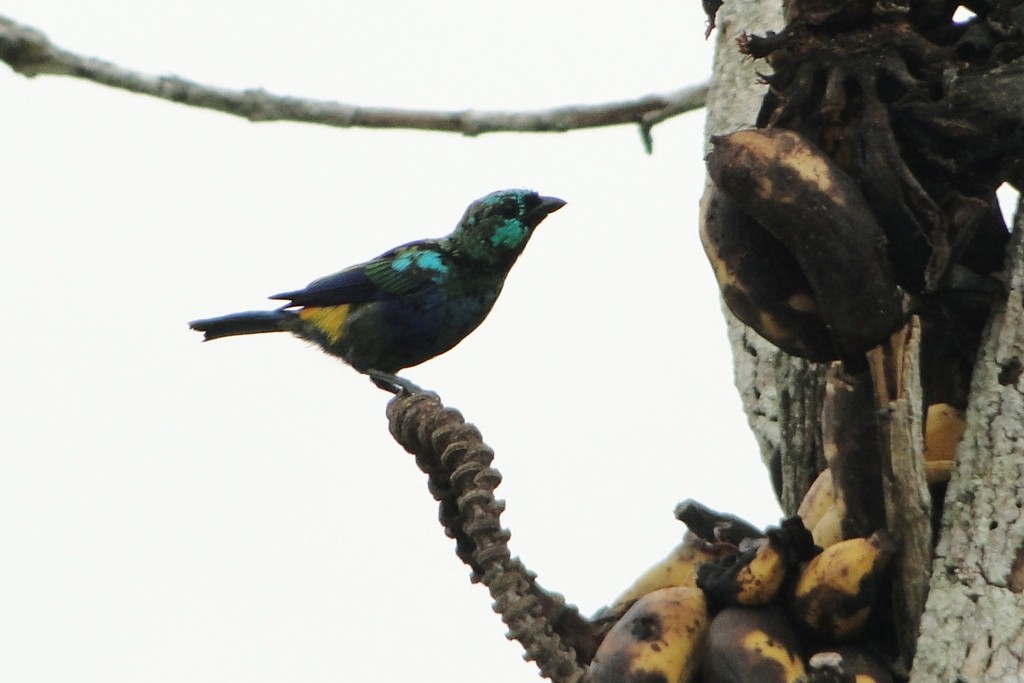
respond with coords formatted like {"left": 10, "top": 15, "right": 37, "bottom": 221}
{"left": 911, "top": 208, "right": 1024, "bottom": 682}
{"left": 705, "top": 1, "right": 1024, "bottom": 680}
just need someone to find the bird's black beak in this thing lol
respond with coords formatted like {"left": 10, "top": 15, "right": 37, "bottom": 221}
{"left": 532, "top": 195, "right": 567, "bottom": 219}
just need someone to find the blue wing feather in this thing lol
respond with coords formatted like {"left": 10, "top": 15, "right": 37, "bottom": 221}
{"left": 269, "top": 240, "right": 450, "bottom": 308}
{"left": 270, "top": 266, "right": 381, "bottom": 307}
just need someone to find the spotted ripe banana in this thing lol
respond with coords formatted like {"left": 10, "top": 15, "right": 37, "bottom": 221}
{"left": 590, "top": 587, "right": 709, "bottom": 683}
{"left": 707, "top": 128, "right": 904, "bottom": 363}
{"left": 790, "top": 531, "right": 896, "bottom": 641}
{"left": 702, "top": 605, "right": 807, "bottom": 683}
{"left": 598, "top": 532, "right": 734, "bottom": 622}
{"left": 698, "top": 536, "right": 786, "bottom": 606}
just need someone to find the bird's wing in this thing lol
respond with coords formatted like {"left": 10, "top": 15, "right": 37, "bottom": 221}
{"left": 269, "top": 241, "right": 449, "bottom": 308}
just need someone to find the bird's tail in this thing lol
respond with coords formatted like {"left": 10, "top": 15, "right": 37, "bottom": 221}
{"left": 189, "top": 310, "right": 299, "bottom": 341}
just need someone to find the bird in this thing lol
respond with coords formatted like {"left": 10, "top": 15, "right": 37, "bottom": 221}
{"left": 189, "top": 189, "right": 565, "bottom": 391}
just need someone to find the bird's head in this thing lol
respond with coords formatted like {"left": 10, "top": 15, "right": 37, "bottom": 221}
{"left": 450, "top": 189, "right": 566, "bottom": 264}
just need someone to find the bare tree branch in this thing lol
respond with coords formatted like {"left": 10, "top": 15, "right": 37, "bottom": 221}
{"left": 0, "top": 14, "right": 707, "bottom": 150}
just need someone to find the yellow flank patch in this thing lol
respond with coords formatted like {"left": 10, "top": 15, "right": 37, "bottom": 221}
{"left": 298, "top": 304, "right": 351, "bottom": 344}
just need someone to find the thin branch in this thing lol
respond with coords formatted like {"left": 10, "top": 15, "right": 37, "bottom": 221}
{"left": 0, "top": 14, "right": 707, "bottom": 149}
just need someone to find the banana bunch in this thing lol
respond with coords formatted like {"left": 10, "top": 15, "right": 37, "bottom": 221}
{"left": 702, "top": 128, "right": 905, "bottom": 366}
{"left": 591, "top": 506, "right": 897, "bottom": 682}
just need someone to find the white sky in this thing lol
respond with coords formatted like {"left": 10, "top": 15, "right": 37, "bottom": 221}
{"left": 1, "top": 2, "right": 789, "bottom": 681}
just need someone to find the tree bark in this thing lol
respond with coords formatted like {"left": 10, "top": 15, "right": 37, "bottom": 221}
{"left": 911, "top": 206, "right": 1024, "bottom": 682}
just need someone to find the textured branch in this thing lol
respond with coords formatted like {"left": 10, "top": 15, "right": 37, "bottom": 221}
{"left": 385, "top": 391, "right": 597, "bottom": 683}
{"left": 0, "top": 14, "right": 706, "bottom": 149}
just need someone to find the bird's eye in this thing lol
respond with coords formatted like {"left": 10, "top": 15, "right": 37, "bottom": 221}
{"left": 497, "top": 202, "right": 519, "bottom": 219}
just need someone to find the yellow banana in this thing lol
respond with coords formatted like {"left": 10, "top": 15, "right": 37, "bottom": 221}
{"left": 698, "top": 518, "right": 817, "bottom": 607}
{"left": 925, "top": 459, "right": 954, "bottom": 486}
{"left": 791, "top": 531, "right": 896, "bottom": 641}
{"left": 707, "top": 128, "right": 904, "bottom": 363}
{"left": 797, "top": 468, "right": 835, "bottom": 533}
{"left": 600, "top": 532, "right": 734, "bottom": 621}
{"left": 590, "top": 587, "right": 709, "bottom": 683}
{"left": 703, "top": 606, "right": 806, "bottom": 683}
{"left": 697, "top": 536, "right": 786, "bottom": 606}
{"left": 924, "top": 403, "right": 966, "bottom": 463}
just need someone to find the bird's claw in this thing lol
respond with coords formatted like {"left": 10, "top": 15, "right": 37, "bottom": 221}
{"left": 366, "top": 369, "right": 424, "bottom": 395}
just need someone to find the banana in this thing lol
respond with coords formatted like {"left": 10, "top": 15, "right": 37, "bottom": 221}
{"left": 590, "top": 587, "right": 709, "bottom": 683}
{"left": 790, "top": 531, "right": 896, "bottom": 641}
{"left": 797, "top": 468, "right": 835, "bottom": 533}
{"left": 707, "top": 128, "right": 904, "bottom": 364}
{"left": 697, "top": 537, "right": 785, "bottom": 606}
{"left": 599, "top": 532, "right": 735, "bottom": 622}
{"left": 702, "top": 605, "right": 806, "bottom": 683}
{"left": 797, "top": 467, "right": 848, "bottom": 548}
{"left": 923, "top": 403, "right": 966, "bottom": 463}
{"left": 699, "top": 518, "right": 817, "bottom": 607}
{"left": 810, "top": 503, "right": 844, "bottom": 549}
{"left": 699, "top": 186, "right": 837, "bottom": 362}
{"left": 925, "top": 459, "right": 954, "bottom": 486}
{"left": 674, "top": 499, "right": 764, "bottom": 547}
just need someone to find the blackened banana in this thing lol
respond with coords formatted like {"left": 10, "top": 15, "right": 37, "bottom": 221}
{"left": 821, "top": 366, "right": 887, "bottom": 541}
{"left": 700, "top": 186, "right": 838, "bottom": 362}
{"left": 702, "top": 605, "right": 807, "bottom": 683}
{"left": 707, "top": 128, "right": 904, "bottom": 363}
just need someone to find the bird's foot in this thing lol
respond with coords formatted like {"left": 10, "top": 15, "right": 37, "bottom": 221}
{"left": 366, "top": 369, "right": 424, "bottom": 395}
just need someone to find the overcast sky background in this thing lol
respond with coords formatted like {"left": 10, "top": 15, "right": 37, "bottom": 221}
{"left": 2, "top": 2, "right": 826, "bottom": 681}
